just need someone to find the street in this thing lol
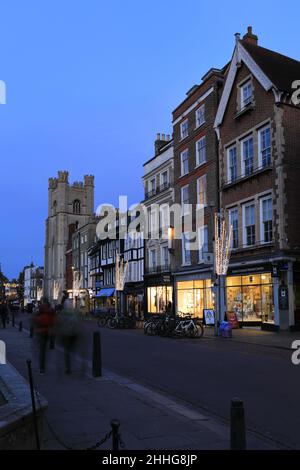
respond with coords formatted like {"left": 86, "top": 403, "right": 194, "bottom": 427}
{"left": 15, "top": 313, "right": 300, "bottom": 449}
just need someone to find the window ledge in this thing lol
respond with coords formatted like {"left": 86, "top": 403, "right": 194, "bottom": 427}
{"left": 234, "top": 102, "right": 254, "bottom": 119}
{"left": 195, "top": 161, "right": 206, "bottom": 169}
{"left": 194, "top": 122, "right": 205, "bottom": 131}
{"left": 222, "top": 164, "right": 272, "bottom": 189}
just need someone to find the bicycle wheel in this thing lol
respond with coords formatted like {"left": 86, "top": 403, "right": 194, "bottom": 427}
{"left": 145, "top": 321, "right": 155, "bottom": 335}
{"left": 107, "top": 318, "right": 117, "bottom": 329}
{"left": 196, "top": 323, "right": 204, "bottom": 338}
{"left": 97, "top": 318, "right": 106, "bottom": 328}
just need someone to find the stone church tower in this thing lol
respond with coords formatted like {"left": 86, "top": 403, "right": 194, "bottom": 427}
{"left": 44, "top": 171, "right": 94, "bottom": 303}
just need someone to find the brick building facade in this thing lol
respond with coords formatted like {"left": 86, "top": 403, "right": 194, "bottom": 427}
{"left": 171, "top": 69, "right": 225, "bottom": 318}
{"left": 214, "top": 28, "right": 300, "bottom": 330}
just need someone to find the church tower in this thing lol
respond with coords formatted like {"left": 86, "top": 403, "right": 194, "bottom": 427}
{"left": 44, "top": 171, "right": 94, "bottom": 303}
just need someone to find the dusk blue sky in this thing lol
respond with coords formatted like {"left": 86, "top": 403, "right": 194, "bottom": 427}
{"left": 1, "top": 0, "right": 300, "bottom": 279}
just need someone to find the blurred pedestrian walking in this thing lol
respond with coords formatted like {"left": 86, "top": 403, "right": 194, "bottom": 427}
{"left": 56, "top": 299, "right": 81, "bottom": 374}
{"left": 33, "top": 297, "right": 56, "bottom": 374}
{"left": 0, "top": 300, "right": 8, "bottom": 329}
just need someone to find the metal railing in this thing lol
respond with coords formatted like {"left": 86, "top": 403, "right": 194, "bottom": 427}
{"left": 145, "top": 182, "right": 170, "bottom": 200}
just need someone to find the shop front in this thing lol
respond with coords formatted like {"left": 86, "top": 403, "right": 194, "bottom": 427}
{"left": 145, "top": 273, "right": 173, "bottom": 316}
{"left": 226, "top": 271, "right": 274, "bottom": 327}
{"left": 93, "top": 287, "right": 115, "bottom": 310}
{"left": 123, "top": 283, "right": 144, "bottom": 319}
{"left": 176, "top": 279, "right": 214, "bottom": 319}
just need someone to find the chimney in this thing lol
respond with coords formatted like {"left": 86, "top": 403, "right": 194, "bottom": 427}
{"left": 242, "top": 26, "right": 258, "bottom": 46}
{"left": 154, "top": 133, "right": 168, "bottom": 155}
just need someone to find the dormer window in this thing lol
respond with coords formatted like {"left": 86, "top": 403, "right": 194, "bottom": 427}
{"left": 241, "top": 80, "right": 252, "bottom": 109}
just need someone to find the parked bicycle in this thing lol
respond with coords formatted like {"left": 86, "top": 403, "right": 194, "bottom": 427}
{"left": 107, "top": 313, "right": 136, "bottom": 329}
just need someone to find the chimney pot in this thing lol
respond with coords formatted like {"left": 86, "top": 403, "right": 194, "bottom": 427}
{"left": 242, "top": 26, "right": 258, "bottom": 45}
{"left": 157, "top": 133, "right": 160, "bottom": 140}
{"left": 162, "top": 133, "right": 165, "bottom": 140}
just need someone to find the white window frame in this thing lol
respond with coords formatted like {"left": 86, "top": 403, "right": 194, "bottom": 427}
{"left": 196, "top": 136, "right": 206, "bottom": 166}
{"left": 260, "top": 196, "right": 273, "bottom": 244}
{"left": 149, "top": 177, "right": 156, "bottom": 193}
{"left": 180, "top": 149, "right": 189, "bottom": 176}
{"left": 240, "top": 80, "right": 252, "bottom": 109}
{"left": 149, "top": 249, "right": 156, "bottom": 269}
{"left": 242, "top": 202, "right": 256, "bottom": 247}
{"left": 195, "top": 104, "right": 205, "bottom": 128}
{"left": 181, "top": 184, "right": 190, "bottom": 215}
{"left": 197, "top": 175, "right": 207, "bottom": 207}
{"left": 160, "top": 245, "right": 169, "bottom": 268}
{"left": 241, "top": 136, "right": 254, "bottom": 177}
{"left": 198, "top": 225, "right": 208, "bottom": 262}
{"left": 258, "top": 125, "right": 271, "bottom": 168}
{"left": 160, "top": 169, "right": 169, "bottom": 187}
{"left": 181, "top": 232, "right": 191, "bottom": 265}
{"left": 160, "top": 204, "right": 170, "bottom": 231}
{"left": 180, "top": 119, "right": 189, "bottom": 139}
{"left": 227, "top": 145, "right": 237, "bottom": 183}
{"left": 229, "top": 207, "right": 239, "bottom": 249}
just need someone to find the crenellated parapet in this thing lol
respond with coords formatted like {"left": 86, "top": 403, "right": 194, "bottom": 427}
{"left": 72, "top": 181, "right": 83, "bottom": 188}
{"left": 58, "top": 170, "right": 69, "bottom": 183}
{"left": 84, "top": 175, "right": 94, "bottom": 187}
{"left": 48, "top": 177, "right": 58, "bottom": 189}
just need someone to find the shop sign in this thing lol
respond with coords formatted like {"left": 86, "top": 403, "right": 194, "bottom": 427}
{"left": 231, "top": 266, "right": 267, "bottom": 275}
{"left": 227, "top": 312, "right": 239, "bottom": 329}
{"left": 162, "top": 276, "right": 171, "bottom": 283}
{"left": 203, "top": 309, "right": 215, "bottom": 325}
{"left": 279, "top": 286, "right": 289, "bottom": 310}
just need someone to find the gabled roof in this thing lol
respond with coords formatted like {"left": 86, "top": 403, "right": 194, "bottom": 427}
{"left": 214, "top": 38, "right": 300, "bottom": 130}
{"left": 242, "top": 40, "right": 300, "bottom": 93}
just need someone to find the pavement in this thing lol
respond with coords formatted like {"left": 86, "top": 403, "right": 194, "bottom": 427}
{"left": 0, "top": 324, "right": 279, "bottom": 450}
{"left": 203, "top": 325, "right": 299, "bottom": 350}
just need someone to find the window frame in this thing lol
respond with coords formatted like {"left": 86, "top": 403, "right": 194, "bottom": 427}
{"left": 227, "top": 145, "right": 237, "bottom": 183}
{"left": 258, "top": 125, "right": 271, "bottom": 168}
{"left": 181, "top": 232, "right": 191, "bottom": 266}
{"left": 195, "top": 104, "right": 205, "bottom": 128}
{"left": 198, "top": 225, "right": 208, "bottom": 262}
{"left": 229, "top": 207, "right": 239, "bottom": 249}
{"left": 181, "top": 184, "right": 190, "bottom": 215}
{"left": 241, "top": 136, "right": 254, "bottom": 177}
{"left": 196, "top": 136, "right": 206, "bottom": 166}
{"left": 242, "top": 202, "right": 256, "bottom": 247}
{"left": 240, "top": 80, "right": 253, "bottom": 109}
{"left": 197, "top": 175, "right": 207, "bottom": 207}
{"left": 260, "top": 196, "right": 273, "bottom": 244}
{"left": 180, "top": 149, "right": 189, "bottom": 176}
{"left": 180, "top": 119, "right": 189, "bottom": 139}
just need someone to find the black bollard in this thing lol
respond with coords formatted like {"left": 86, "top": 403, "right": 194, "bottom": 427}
{"left": 230, "top": 398, "right": 246, "bottom": 450}
{"left": 30, "top": 325, "right": 34, "bottom": 338}
{"left": 49, "top": 335, "right": 55, "bottom": 350}
{"left": 19, "top": 321, "right": 23, "bottom": 332}
{"left": 92, "top": 331, "right": 102, "bottom": 377}
{"left": 12, "top": 312, "right": 15, "bottom": 328}
{"left": 111, "top": 420, "right": 120, "bottom": 451}
{"left": 26, "top": 359, "right": 41, "bottom": 450}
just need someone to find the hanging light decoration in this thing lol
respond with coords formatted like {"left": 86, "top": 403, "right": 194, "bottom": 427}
{"left": 214, "top": 212, "right": 233, "bottom": 276}
{"left": 115, "top": 251, "right": 128, "bottom": 291}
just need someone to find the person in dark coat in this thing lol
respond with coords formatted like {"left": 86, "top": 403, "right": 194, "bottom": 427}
{"left": 33, "top": 298, "right": 56, "bottom": 374}
{"left": 0, "top": 301, "right": 8, "bottom": 329}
